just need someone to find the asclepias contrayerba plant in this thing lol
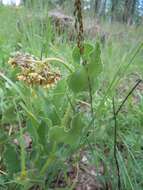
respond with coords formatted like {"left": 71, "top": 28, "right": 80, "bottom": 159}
{"left": 0, "top": 43, "right": 102, "bottom": 189}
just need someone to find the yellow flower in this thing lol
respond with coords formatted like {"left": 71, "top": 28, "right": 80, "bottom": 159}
{"left": 9, "top": 52, "right": 61, "bottom": 88}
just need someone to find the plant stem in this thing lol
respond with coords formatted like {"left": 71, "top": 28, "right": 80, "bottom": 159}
{"left": 43, "top": 57, "right": 73, "bottom": 73}
{"left": 116, "top": 79, "right": 142, "bottom": 116}
{"left": 112, "top": 97, "right": 121, "bottom": 190}
{"left": 86, "top": 67, "right": 94, "bottom": 118}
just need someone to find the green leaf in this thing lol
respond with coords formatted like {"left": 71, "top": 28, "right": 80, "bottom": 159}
{"left": 37, "top": 121, "right": 49, "bottom": 148}
{"left": 44, "top": 104, "right": 61, "bottom": 126}
{"left": 67, "top": 66, "right": 98, "bottom": 93}
{"left": 87, "top": 42, "right": 103, "bottom": 77}
{"left": 4, "top": 144, "right": 20, "bottom": 176}
{"left": 0, "top": 128, "right": 8, "bottom": 145}
{"left": 48, "top": 113, "right": 85, "bottom": 147}
{"left": 48, "top": 126, "right": 67, "bottom": 144}
{"left": 26, "top": 119, "right": 39, "bottom": 145}
{"left": 69, "top": 43, "right": 102, "bottom": 94}
{"left": 2, "top": 105, "right": 17, "bottom": 124}
{"left": 67, "top": 67, "right": 88, "bottom": 93}
{"left": 72, "top": 43, "right": 94, "bottom": 64}
{"left": 52, "top": 79, "right": 67, "bottom": 109}
{"left": 66, "top": 113, "right": 85, "bottom": 146}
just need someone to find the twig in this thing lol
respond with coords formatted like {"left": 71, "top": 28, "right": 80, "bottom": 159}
{"left": 112, "top": 97, "right": 121, "bottom": 190}
{"left": 116, "top": 79, "right": 142, "bottom": 116}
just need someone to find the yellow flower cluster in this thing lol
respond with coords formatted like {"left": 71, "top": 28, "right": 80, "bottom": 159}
{"left": 8, "top": 52, "right": 61, "bottom": 88}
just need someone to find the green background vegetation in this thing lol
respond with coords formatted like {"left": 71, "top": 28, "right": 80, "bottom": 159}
{"left": 0, "top": 0, "right": 143, "bottom": 189}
